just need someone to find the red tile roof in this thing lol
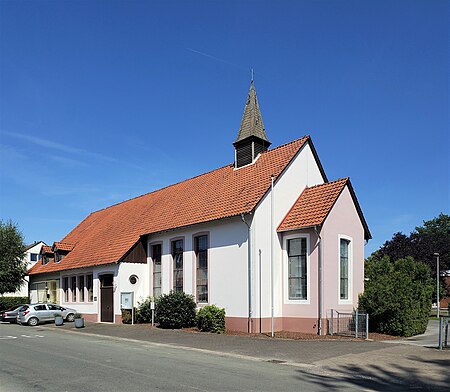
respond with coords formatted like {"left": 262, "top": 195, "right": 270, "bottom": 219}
{"left": 277, "top": 178, "right": 371, "bottom": 240}
{"left": 29, "top": 136, "right": 311, "bottom": 275}
{"left": 53, "top": 242, "right": 75, "bottom": 252}
{"left": 41, "top": 245, "right": 54, "bottom": 254}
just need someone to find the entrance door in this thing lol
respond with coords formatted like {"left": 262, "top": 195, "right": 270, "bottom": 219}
{"left": 100, "top": 274, "right": 114, "bottom": 322}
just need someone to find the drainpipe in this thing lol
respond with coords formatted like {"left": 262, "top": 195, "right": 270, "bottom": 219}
{"left": 314, "top": 225, "right": 323, "bottom": 336}
{"left": 270, "top": 175, "right": 275, "bottom": 337}
{"left": 241, "top": 213, "right": 252, "bottom": 333}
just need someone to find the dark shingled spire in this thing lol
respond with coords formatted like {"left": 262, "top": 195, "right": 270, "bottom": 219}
{"left": 234, "top": 81, "right": 270, "bottom": 144}
{"left": 234, "top": 81, "right": 271, "bottom": 168}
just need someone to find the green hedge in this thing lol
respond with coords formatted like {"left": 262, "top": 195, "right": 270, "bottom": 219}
{"left": 155, "top": 291, "right": 196, "bottom": 329}
{"left": 359, "top": 256, "right": 433, "bottom": 337}
{"left": 197, "top": 305, "right": 225, "bottom": 333}
{"left": 0, "top": 296, "right": 29, "bottom": 311}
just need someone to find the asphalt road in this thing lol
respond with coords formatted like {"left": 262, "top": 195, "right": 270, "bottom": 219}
{"left": 0, "top": 322, "right": 361, "bottom": 392}
{"left": 1, "top": 321, "right": 449, "bottom": 391}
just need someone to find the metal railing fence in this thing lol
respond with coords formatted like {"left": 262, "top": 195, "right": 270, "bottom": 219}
{"left": 329, "top": 309, "right": 369, "bottom": 339}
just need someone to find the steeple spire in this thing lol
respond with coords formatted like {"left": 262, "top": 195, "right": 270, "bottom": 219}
{"left": 233, "top": 80, "right": 271, "bottom": 168}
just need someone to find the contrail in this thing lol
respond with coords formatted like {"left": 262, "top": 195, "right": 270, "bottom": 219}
{"left": 186, "top": 48, "right": 247, "bottom": 71}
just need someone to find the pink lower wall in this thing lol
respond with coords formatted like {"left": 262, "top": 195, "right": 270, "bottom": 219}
{"left": 226, "top": 316, "right": 319, "bottom": 334}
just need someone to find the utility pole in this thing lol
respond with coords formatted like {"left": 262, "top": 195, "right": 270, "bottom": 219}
{"left": 434, "top": 253, "right": 440, "bottom": 318}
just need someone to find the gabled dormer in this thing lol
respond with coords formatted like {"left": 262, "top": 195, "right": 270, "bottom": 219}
{"left": 40, "top": 245, "right": 54, "bottom": 265}
{"left": 234, "top": 81, "right": 271, "bottom": 168}
{"left": 52, "top": 241, "right": 75, "bottom": 263}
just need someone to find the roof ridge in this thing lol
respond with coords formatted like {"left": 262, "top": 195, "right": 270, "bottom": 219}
{"left": 79, "top": 136, "right": 311, "bottom": 217}
{"left": 305, "top": 177, "right": 348, "bottom": 190}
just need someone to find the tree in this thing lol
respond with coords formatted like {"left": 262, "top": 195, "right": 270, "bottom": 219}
{"left": 375, "top": 213, "right": 450, "bottom": 299}
{"left": 0, "top": 220, "right": 27, "bottom": 295}
{"left": 359, "top": 256, "right": 433, "bottom": 336}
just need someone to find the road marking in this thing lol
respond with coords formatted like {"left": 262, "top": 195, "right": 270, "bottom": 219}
{"left": 0, "top": 335, "right": 44, "bottom": 340}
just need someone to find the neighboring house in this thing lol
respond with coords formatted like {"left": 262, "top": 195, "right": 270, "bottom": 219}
{"left": 28, "top": 82, "right": 370, "bottom": 334}
{"left": 4, "top": 241, "right": 46, "bottom": 298}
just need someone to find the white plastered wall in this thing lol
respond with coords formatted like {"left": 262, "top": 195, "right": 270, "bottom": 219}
{"left": 251, "top": 142, "right": 325, "bottom": 320}
{"left": 146, "top": 216, "right": 249, "bottom": 317}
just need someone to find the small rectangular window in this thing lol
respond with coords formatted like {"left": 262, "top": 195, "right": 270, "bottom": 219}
{"left": 30, "top": 253, "right": 38, "bottom": 262}
{"left": 63, "top": 277, "right": 69, "bottom": 302}
{"left": 288, "top": 238, "right": 307, "bottom": 300}
{"left": 172, "top": 239, "right": 183, "bottom": 293}
{"left": 86, "top": 274, "right": 93, "bottom": 302}
{"left": 152, "top": 244, "right": 162, "bottom": 298}
{"left": 79, "top": 275, "right": 85, "bottom": 302}
{"left": 71, "top": 276, "right": 77, "bottom": 302}
{"left": 195, "top": 235, "right": 208, "bottom": 303}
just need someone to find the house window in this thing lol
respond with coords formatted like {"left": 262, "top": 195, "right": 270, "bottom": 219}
{"left": 152, "top": 244, "right": 162, "bottom": 298}
{"left": 79, "top": 275, "right": 85, "bottom": 302}
{"left": 172, "top": 239, "right": 183, "bottom": 293}
{"left": 288, "top": 237, "right": 307, "bottom": 300}
{"left": 340, "top": 239, "right": 350, "bottom": 300}
{"left": 86, "top": 274, "right": 93, "bottom": 302}
{"left": 30, "top": 253, "right": 39, "bottom": 262}
{"left": 63, "top": 277, "right": 69, "bottom": 302}
{"left": 71, "top": 276, "right": 77, "bottom": 302}
{"left": 195, "top": 235, "right": 208, "bottom": 303}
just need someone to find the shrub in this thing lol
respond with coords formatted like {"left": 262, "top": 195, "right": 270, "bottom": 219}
{"left": 0, "top": 296, "right": 29, "bottom": 311}
{"left": 155, "top": 291, "right": 196, "bottom": 329}
{"left": 359, "top": 256, "right": 433, "bottom": 337}
{"left": 197, "top": 305, "right": 225, "bottom": 333}
{"left": 136, "top": 297, "right": 155, "bottom": 323}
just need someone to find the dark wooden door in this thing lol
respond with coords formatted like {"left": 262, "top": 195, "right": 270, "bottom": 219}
{"left": 100, "top": 274, "right": 114, "bottom": 322}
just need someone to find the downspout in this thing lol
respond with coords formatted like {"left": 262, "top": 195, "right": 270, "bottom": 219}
{"left": 270, "top": 175, "right": 275, "bottom": 337}
{"left": 314, "top": 225, "right": 323, "bottom": 336}
{"left": 241, "top": 213, "right": 252, "bottom": 333}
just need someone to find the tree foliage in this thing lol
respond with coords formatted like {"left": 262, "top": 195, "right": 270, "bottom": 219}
{"left": 375, "top": 213, "right": 450, "bottom": 298}
{"left": 359, "top": 256, "right": 433, "bottom": 337}
{"left": 0, "top": 220, "right": 27, "bottom": 295}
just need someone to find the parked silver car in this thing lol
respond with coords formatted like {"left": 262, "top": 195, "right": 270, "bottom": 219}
{"left": 17, "top": 303, "right": 78, "bottom": 326}
{"left": 0, "top": 304, "right": 27, "bottom": 323}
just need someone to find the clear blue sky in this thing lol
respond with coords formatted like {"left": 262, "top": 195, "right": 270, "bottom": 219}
{"left": 0, "top": 0, "right": 448, "bottom": 257}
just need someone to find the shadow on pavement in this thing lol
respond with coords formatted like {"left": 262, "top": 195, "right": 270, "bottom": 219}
{"left": 295, "top": 356, "right": 450, "bottom": 391}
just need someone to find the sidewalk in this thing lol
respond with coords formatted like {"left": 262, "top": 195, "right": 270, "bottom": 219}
{"left": 44, "top": 321, "right": 450, "bottom": 391}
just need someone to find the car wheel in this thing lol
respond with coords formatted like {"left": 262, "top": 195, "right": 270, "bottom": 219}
{"left": 66, "top": 313, "right": 75, "bottom": 322}
{"left": 28, "top": 317, "right": 39, "bottom": 327}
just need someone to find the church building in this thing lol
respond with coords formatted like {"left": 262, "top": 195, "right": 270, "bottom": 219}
{"left": 28, "top": 82, "right": 370, "bottom": 334}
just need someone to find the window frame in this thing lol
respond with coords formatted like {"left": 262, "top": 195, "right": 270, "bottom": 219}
{"left": 194, "top": 233, "right": 209, "bottom": 304}
{"left": 283, "top": 232, "right": 310, "bottom": 304}
{"left": 338, "top": 234, "right": 353, "bottom": 304}
{"left": 171, "top": 238, "right": 184, "bottom": 293}
{"left": 151, "top": 242, "right": 162, "bottom": 298}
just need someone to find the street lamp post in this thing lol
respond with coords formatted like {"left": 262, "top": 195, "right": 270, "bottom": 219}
{"left": 434, "top": 253, "right": 440, "bottom": 318}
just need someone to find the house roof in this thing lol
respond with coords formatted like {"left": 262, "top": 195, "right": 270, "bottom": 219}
{"left": 29, "top": 136, "right": 312, "bottom": 275}
{"left": 277, "top": 178, "right": 372, "bottom": 240}
{"left": 25, "top": 241, "right": 46, "bottom": 251}
{"left": 234, "top": 82, "right": 270, "bottom": 144}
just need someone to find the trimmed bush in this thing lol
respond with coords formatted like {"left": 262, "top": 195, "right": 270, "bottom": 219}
{"left": 197, "top": 305, "right": 225, "bottom": 333}
{"left": 0, "top": 296, "right": 29, "bottom": 312}
{"left": 155, "top": 291, "right": 196, "bottom": 329}
{"left": 359, "top": 256, "right": 433, "bottom": 337}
